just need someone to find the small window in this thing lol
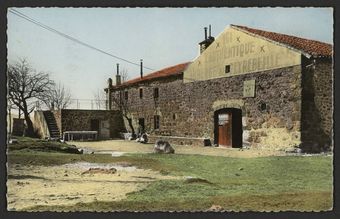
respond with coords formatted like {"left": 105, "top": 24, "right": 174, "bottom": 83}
{"left": 154, "top": 115, "right": 160, "bottom": 130}
{"left": 124, "top": 90, "right": 128, "bottom": 100}
{"left": 173, "top": 113, "right": 177, "bottom": 120}
{"left": 139, "top": 88, "right": 143, "bottom": 99}
{"left": 225, "top": 65, "right": 231, "bottom": 73}
{"left": 260, "top": 103, "right": 267, "bottom": 111}
{"left": 154, "top": 87, "right": 159, "bottom": 99}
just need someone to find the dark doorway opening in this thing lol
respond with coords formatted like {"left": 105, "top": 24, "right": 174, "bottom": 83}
{"left": 214, "top": 108, "right": 242, "bottom": 148}
{"left": 91, "top": 119, "right": 100, "bottom": 132}
{"left": 138, "top": 118, "right": 145, "bottom": 133}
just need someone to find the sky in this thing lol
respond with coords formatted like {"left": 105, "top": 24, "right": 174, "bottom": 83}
{"left": 7, "top": 7, "right": 333, "bottom": 108}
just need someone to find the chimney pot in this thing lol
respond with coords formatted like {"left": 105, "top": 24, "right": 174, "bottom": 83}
{"left": 107, "top": 78, "right": 113, "bottom": 86}
{"left": 115, "top": 64, "right": 121, "bottom": 86}
{"left": 209, "top": 25, "right": 211, "bottom": 37}
{"left": 204, "top": 27, "right": 207, "bottom": 40}
{"left": 140, "top": 59, "right": 143, "bottom": 78}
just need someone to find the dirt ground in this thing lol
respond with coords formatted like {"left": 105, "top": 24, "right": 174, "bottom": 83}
{"left": 70, "top": 139, "right": 287, "bottom": 158}
{"left": 6, "top": 140, "right": 291, "bottom": 211}
{"left": 7, "top": 162, "right": 178, "bottom": 211}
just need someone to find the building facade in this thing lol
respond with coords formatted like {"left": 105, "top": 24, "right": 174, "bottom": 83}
{"left": 106, "top": 24, "right": 333, "bottom": 152}
{"left": 34, "top": 109, "right": 124, "bottom": 140}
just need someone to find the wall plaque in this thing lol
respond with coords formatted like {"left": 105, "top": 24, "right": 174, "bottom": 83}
{"left": 243, "top": 79, "right": 256, "bottom": 97}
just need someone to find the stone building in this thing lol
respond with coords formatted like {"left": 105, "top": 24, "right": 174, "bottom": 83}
{"left": 34, "top": 109, "right": 124, "bottom": 140}
{"left": 105, "top": 24, "right": 333, "bottom": 152}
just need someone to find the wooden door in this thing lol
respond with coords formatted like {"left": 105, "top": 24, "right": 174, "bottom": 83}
{"left": 218, "top": 113, "right": 232, "bottom": 147}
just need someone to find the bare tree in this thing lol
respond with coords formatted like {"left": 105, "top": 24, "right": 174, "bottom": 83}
{"left": 93, "top": 89, "right": 106, "bottom": 109}
{"left": 120, "top": 68, "right": 129, "bottom": 83}
{"left": 8, "top": 58, "right": 54, "bottom": 137}
{"left": 111, "top": 89, "right": 136, "bottom": 138}
{"left": 108, "top": 69, "right": 136, "bottom": 136}
{"left": 43, "top": 82, "right": 72, "bottom": 110}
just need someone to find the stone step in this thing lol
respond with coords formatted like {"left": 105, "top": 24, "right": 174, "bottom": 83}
{"left": 44, "top": 111, "right": 61, "bottom": 138}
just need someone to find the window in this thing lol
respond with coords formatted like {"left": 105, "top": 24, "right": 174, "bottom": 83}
{"left": 124, "top": 90, "right": 128, "bottom": 100}
{"left": 225, "top": 65, "right": 231, "bottom": 73}
{"left": 154, "top": 115, "right": 160, "bottom": 130}
{"left": 139, "top": 88, "right": 143, "bottom": 99}
{"left": 259, "top": 101, "right": 269, "bottom": 112}
{"left": 154, "top": 87, "right": 159, "bottom": 99}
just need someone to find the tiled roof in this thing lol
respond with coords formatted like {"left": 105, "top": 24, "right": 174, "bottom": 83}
{"left": 116, "top": 62, "right": 191, "bottom": 87}
{"left": 231, "top": 24, "right": 332, "bottom": 57}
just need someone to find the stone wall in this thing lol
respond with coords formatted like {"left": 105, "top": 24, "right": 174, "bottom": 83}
{"left": 60, "top": 109, "right": 125, "bottom": 139}
{"left": 33, "top": 111, "right": 50, "bottom": 139}
{"left": 111, "top": 65, "right": 303, "bottom": 150}
{"left": 300, "top": 58, "right": 333, "bottom": 152}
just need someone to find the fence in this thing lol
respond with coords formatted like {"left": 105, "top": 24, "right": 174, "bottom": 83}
{"left": 67, "top": 99, "right": 107, "bottom": 110}
{"left": 35, "top": 99, "right": 107, "bottom": 110}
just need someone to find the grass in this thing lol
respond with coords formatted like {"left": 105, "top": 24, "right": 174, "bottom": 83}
{"left": 8, "top": 136, "right": 81, "bottom": 154}
{"left": 10, "top": 151, "right": 332, "bottom": 212}
{"left": 27, "top": 190, "right": 332, "bottom": 212}
{"left": 7, "top": 137, "right": 333, "bottom": 211}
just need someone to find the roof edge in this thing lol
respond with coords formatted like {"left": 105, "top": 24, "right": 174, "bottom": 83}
{"left": 112, "top": 62, "right": 191, "bottom": 89}
{"left": 230, "top": 24, "right": 313, "bottom": 58}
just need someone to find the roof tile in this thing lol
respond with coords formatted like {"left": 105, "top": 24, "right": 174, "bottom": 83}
{"left": 116, "top": 62, "right": 191, "bottom": 87}
{"left": 231, "top": 24, "right": 332, "bottom": 57}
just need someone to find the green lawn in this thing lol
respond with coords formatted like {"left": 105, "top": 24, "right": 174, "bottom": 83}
{"left": 7, "top": 138, "right": 333, "bottom": 211}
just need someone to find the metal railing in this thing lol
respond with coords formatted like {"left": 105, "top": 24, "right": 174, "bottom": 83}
{"left": 34, "top": 99, "right": 108, "bottom": 110}
{"left": 67, "top": 99, "right": 107, "bottom": 110}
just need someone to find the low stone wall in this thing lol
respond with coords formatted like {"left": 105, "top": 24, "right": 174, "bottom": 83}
{"left": 33, "top": 111, "right": 50, "bottom": 139}
{"left": 60, "top": 109, "right": 125, "bottom": 139}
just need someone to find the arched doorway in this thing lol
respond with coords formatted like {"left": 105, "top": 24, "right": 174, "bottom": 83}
{"left": 214, "top": 108, "right": 242, "bottom": 148}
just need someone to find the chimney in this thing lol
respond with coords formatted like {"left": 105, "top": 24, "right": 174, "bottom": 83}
{"left": 140, "top": 59, "right": 143, "bottom": 78}
{"left": 115, "top": 63, "right": 121, "bottom": 85}
{"left": 199, "top": 25, "right": 215, "bottom": 54}
{"left": 107, "top": 78, "right": 113, "bottom": 110}
{"left": 107, "top": 78, "right": 113, "bottom": 87}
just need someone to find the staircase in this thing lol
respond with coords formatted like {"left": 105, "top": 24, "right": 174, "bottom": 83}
{"left": 43, "top": 111, "right": 60, "bottom": 139}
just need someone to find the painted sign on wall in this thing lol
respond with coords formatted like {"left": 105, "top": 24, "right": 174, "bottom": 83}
{"left": 184, "top": 27, "right": 301, "bottom": 83}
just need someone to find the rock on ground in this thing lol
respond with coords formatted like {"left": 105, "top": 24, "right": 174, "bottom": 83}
{"left": 153, "top": 140, "right": 175, "bottom": 154}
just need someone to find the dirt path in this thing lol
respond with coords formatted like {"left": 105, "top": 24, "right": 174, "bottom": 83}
{"left": 7, "top": 162, "right": 177, "bottom": 211}
{"left": 71, "top": 140, "right": 286, "bottom": 158}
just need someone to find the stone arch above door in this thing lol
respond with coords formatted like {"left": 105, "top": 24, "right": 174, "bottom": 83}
{"left": 212, "top": 99, "right": 244, "bottom": 112}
